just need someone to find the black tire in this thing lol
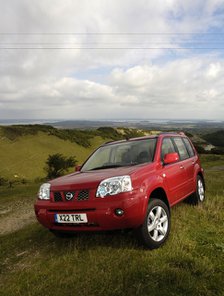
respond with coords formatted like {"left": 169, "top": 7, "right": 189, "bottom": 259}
{"left": 135, "top": 199, "right": 171, "bottom": 249}
{"left": 185, "top": 175, "right": 205, "bottom": 205}
{"left": 50, "top": 230, "right": 76, "bottom": 238}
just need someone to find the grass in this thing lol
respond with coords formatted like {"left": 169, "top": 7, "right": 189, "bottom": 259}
{"left": 0, "top": 125, "right": 147, "bottom": 181}
{"left": 0, "top": 132, "right": 107, "bottom": 180}
{"left": 0, "top": 155, "right": 224, "bottom": 295}
{"left": 0, "top": 183, "right": 40, "bottom": 204}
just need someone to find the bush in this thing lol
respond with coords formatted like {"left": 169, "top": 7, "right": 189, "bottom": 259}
{"left": 45, "top": 153, "right": 77, "bottom": 179}
{"left": 202, "top": 130, "right": 224, "bottom": 147}
{"left": 0, "top": 176, "right": 8, "bottom": 186}
{"left": 1, "top": 125, "right": 55, "bottom": 141}
{"left": 49, "top": 129, "right": 95, "bottom": 147}
{"left": 193, "top": 144, "right": 206, "bottom": 154}
{"left": 97, "top": 127, "right": 145, "bottom": 141}
{"left": 97, "top": 127, "right": 122, "bottom": 140}
{"left": 210, "top": 148, "right": 224, "bottom": 155}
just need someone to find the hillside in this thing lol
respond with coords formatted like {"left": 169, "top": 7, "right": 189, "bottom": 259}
{"left": 0, "top": 125, "right": 145, "bottom": 181}
{"left": 0, "top": 125, "right": 223, "bottom": 181}
{"left": 0, "top": 132, "right": 105, "bottom": 180}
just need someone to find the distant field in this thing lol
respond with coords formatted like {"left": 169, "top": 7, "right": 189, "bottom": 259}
{"left": 0, "top": 155, "right": 223, "bottom": 296}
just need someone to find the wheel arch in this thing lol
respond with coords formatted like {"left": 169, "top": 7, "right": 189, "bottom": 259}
{"left": 148, "top": 187, "right": 170, "bottom": 212}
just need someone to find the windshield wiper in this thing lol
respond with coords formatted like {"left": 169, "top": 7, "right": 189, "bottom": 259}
{"left": 127, "top": 162, "right": 139, "bottom": 166}
{"left": 89, "top": 164, "right": 123, "bottom": 171}
{"left": 89, "top": 162, "right": 140, "bottom": 171}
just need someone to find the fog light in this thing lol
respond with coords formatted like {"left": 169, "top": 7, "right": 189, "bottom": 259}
{"left": 115, "top": 208, "right": 124, "bottom": 216}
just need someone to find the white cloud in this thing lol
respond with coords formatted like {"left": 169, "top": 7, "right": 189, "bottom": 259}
{"left": 0, "top": 0, "right": 223, "bottom": 120}
{"left": 1, "top": 57, "right": 223, "bottom": 119}
{"left": 206, "top": 62, "right": 222, "bottom": 78}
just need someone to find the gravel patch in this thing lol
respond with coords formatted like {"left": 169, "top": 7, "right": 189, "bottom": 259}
{"left": 0, "top": 201, "right": 36, "bottom": 235}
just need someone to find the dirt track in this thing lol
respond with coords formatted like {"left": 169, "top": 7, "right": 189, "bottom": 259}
{"left": 0, "top": 200, "right": 36, "bottom": 235}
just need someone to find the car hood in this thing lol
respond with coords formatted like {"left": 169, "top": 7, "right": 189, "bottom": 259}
{"left": 49, "top": 164, "right": 150, "bottom": 190}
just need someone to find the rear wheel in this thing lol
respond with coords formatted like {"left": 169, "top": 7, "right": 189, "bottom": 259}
{"left": 135, "top": 199, "right": 171, "bottom": 249}
{"left": 186, "top": 175, "right": 205, "bottom": 205}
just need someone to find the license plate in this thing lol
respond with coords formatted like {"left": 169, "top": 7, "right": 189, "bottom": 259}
{"left": 55, "top": 213, "right": 88, "bottom": 224}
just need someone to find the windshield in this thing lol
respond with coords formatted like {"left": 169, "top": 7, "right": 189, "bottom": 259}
{"left": 81, "top": 138, "right": 157, "bottom": 171}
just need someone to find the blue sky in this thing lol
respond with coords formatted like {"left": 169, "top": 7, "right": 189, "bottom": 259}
{"left": 0, "top": 0, "right": 223, "bottom": 120}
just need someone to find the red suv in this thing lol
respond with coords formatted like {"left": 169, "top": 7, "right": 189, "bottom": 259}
{"left": 34, "top": 133, "right": 205, "bottom": 249}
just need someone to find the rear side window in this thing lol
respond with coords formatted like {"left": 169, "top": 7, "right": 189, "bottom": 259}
{"left": 161, "top": 138, "right": 176, "bottom": 160}
{"left": 173, "top": 137, "right": 189, "bottom": 160}
{"left": 183, "top": 138, "right": 195, "bottom": 157}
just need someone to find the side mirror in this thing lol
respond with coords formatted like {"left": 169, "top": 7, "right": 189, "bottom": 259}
{"left": 75, "top": 165, "right": 82, "bottom": 172}
{"left": 163, "top": 152, "right": 179, "bottom": 165}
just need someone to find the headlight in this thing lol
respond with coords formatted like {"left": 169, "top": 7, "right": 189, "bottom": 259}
{"left": 38, "top": 183, "right": 51, "bottom": 200}
{"left": 96, "top": 175, "right": 132, "bottom": 198}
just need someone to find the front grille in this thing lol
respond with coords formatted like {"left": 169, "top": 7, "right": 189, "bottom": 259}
{"left": 54, "top": 192, "right": 63, "bottom": 202}
{"left": 53, "top": 189, "right": 90, "bottom": 202}
{"left": 77, "top": 189, "right": 89, "bottom": 201}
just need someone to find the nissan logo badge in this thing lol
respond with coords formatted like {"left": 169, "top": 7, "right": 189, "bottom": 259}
{"left": 65, "top": 192, "right": 74, "bottom": 201}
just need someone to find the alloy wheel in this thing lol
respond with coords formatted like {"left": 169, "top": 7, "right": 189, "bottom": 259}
{"left": 147, "top": 206, "right": 168, "bottom": 242}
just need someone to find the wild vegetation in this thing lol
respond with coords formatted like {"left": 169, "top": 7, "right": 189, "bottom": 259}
{"left": 45, "top": 153, "right": 77, "bottom": 179}
{"left": 202, "top": 130, "right": 224, "bottom": 147}
{"left": 0, "top": 125, "right": 146, "bottom": 148}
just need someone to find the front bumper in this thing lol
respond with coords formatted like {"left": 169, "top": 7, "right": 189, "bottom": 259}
{"left": 34, "top": 189, "right": 146, "bottom": 232}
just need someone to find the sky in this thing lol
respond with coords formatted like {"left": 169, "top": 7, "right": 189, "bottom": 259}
{"left": 0, "top": 0, "right": 224, "bottom": 121}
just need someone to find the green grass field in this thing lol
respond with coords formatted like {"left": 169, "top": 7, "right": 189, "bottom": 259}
{"left": 0, "top": 132, "right": 107, "bottom": 180}
{"left": 0, "top": 155, "right": 223, "bottom": 296}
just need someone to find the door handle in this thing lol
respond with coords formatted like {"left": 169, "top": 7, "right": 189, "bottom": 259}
{"left": 180, "top": 165, "right": 184, "bottom": 169}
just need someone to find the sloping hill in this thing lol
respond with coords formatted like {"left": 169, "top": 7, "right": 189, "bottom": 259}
{"left": 0, "top": 125, "right": 148, "bottom": 181}
{"left": 0, "top": 132, "right": 106, "bottom": 180}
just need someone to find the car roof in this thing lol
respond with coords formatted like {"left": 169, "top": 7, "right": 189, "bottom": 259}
{"left": 102, "top": 132, "right": 186, "bottom": 146}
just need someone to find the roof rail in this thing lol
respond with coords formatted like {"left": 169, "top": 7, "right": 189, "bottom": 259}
{"left": 158, "top": 132, "right": 177, "bottom": 135}
{"left": 158, "top": 131, "right": 186, "bottom": 136}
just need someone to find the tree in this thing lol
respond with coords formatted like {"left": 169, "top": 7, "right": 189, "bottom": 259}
{"left": 45, "top": 153, "right": 77, "bottom": 179}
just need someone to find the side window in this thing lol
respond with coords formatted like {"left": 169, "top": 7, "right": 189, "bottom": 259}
{"left": 173, "top": 137, "right": 189, "bottom": 160}
{"left": 183, "top": 138, "right": 195, "bottom": 157}
{"left": 161, "top": 138, "right": 176, "bottom": 160}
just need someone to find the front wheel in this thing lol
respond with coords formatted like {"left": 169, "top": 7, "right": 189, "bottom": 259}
{"left": 135, "top": 199, "right": 171, "bottom": 249}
